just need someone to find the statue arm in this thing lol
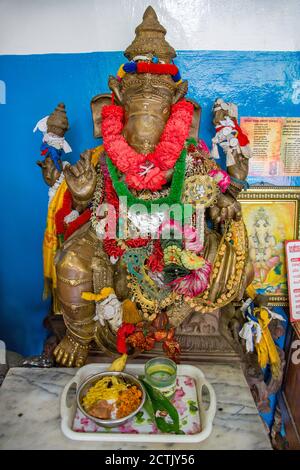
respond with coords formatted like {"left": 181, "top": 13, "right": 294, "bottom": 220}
{"left": 226, "top": 150, "right": 249, "bottom": 182}
{"left": 211, "top": 99, "right": 251, "bottom": 197}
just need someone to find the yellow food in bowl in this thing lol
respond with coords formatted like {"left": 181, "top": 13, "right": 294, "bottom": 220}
{"left": 82, "top": 376, "right": 128, "bottom": 409}
{"left": 81, "top": 375, "right": 142, "bottom": 421}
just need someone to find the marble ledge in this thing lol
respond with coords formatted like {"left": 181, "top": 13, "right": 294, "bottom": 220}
{"left": 0, "top": 363, "right": 272, "bottom": 450}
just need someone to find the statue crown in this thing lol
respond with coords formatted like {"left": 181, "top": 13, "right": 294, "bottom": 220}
{"left": 124, "top": 6, "right": 176, "bottom": 64}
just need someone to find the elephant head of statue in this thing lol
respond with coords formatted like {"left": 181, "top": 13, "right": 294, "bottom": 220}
{"left": 90, "top": 6, "right": 201, "bottom": 150}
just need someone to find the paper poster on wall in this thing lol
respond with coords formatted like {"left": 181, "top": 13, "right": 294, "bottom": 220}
{"left": 285, "top": 240, "right": 300, "bottom": 322}
{"left": 240, "top": 117, "right": 300, "bottom": 178}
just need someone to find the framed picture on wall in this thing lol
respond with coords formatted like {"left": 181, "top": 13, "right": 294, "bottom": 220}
{"left": 238, "top": 187, "right": 300, "bottom": 306}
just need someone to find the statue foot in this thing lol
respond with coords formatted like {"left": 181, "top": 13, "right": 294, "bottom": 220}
{"left": 53, "top": 332, "right": 89, "bottom": 367}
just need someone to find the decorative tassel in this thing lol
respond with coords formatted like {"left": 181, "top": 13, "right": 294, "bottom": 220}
{"left": 211, "top": 140, "right": 220, "bottom": 159}
{"left": 225, "top": 146, "right": 236, "bottom": 166}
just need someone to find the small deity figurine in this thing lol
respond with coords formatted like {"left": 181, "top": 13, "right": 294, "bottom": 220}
{"left": 35, "top": 6, "right": 281, "bottom": 375}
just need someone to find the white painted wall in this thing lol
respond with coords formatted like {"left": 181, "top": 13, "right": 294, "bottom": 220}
{"left": 0, "top": 0, "right": 299, "bottom": 54}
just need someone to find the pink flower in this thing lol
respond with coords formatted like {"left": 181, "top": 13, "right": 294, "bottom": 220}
{"left": 183, "top": 225, "right": 204, "bottom": 253}
{"left": 118, "top": 422, "right": 139, "bottom": 434}
{"left": 187, "top": 421, "right": 201, "bottom": 435}
{"left": 149, "top": 423, "right": 159, "bottom": 434}
{"left": 197, "top": 139, "right": 210, "bottom": 154}
{"left": 169, "top": 260, "right": 212, "bottom": 297}
{"left": 208, "top": 169, "right": 230, "bottom": 193}
{"left": 173, "top": 399, "right": 187, "bottom": 415}
{"left": 80, "top": 417, "right": 91, "bottom": 426}
{"left": 183, "top": 376, "right": 195, "bottom": 388}
{"left": 174, "top": 386, "right": 185, "bottom": 399}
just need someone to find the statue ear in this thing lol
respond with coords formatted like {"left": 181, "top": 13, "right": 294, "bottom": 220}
{"left": 172, "top": 81, "right": 188, "bottom": 104}
{"left": 90, "top": 93, "right": 112, "bottom": 138}
{"left": 108, "top": 76, "right": 123, "bottom": 105}
{"left": 186, "top": 98, "right": 201, "bottom": 140}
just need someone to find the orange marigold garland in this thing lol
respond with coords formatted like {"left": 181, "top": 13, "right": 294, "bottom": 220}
{"left": 123, "top": 312, "right": 181, "bottom": 362}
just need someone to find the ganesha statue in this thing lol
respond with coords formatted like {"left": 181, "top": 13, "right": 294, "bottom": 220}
{"left": 35, "top": 6, "right": 265, "bottom": 369}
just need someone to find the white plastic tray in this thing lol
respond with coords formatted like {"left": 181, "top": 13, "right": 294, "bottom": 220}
{"left": 60, "top": 363, "right": 216, "bottom": 444}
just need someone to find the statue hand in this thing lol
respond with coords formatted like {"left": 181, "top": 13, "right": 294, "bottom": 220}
{"left": 36, "top": 156, "right": 62, "bottom": 187}
{"left": 64, "top": 150, "right": 96, "bottom": 203}
{"left": 209, "top": 193, "right": 242, "bottom": 223}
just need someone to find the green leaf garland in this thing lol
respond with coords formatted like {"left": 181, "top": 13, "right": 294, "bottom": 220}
{"left": 106, "top": 148, "right": 187, "bottom": 211}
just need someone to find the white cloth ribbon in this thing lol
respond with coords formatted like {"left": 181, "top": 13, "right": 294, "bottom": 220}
{"left": 211, "top": 101, "right": 252, "bottom": 164}
{"left": 239, "top": 320, "right": 262, "bottom": 352}
{"left": 43, "top": 132, "right": 72, "bottom": 153}
{"left": 211, "top": 137, "right": 220, "bottom": 159}
{"left": 47, "top": 161, "right": 69, "bottom": 206}
{"left": 33, "top": 116, "right": 72, "bottom": 153}
{"left": 240, "top": 297, "right": 253, "bottom": 316}
{"left": 139, "top": 162, "right": 154, "bottom": 176}
{"left": 93, "top": 294, "right": 123, "bottom": 332}
{"left": 33, "top": 115, "right": 49, "bottom": 133}
{"left": 211, "top": 127, "right": 237, "bottom": 166}
{"left": 265, "top": 307, "right": 286, "bottom": 322}
{"left": 219, "top": 141, "right": 236, "bottom": 166}
{"left": 213, "top": 100, "right": 238, "bottom": 119}
{"left": 64, "top": 210, "right": 79, "bottom": 224}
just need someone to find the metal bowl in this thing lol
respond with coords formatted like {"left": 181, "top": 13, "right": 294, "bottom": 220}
{"left": 77, "top": 371, "right": 146, "bottom": 428}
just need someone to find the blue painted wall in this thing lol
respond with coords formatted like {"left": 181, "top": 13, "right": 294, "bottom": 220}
{"left": 0, "top": 50, "right": 299, "bottom": 355}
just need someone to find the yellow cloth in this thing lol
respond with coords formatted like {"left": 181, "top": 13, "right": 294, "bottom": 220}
{"left": 43, "top": 179, "right": 67, "bottom": 297}
{"left": 246, "top": 284, "right": 257, "bottom": 300}
{"left": 81, "top": 287, "right": 115, "bottom": 302}
{"left": 254, "top": 307, "right": 281, "bottom": 379}
{"left": 42, "top": 146, "right": 103, "bottom": 297}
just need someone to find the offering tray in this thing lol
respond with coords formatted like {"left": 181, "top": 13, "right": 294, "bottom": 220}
{"left": 61, "top": 363, "right": 216, "bottom": 444}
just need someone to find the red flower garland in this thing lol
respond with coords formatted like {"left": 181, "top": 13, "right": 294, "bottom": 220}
{"left": 64, "top": 208, "right": 91, "bottom": 240}
{"left": 116, "top": 323, "right": 136, "bottom": 354}
{"left": 55, "top": 189, "right": 91, "bottom": 241}
{"left": 101, "top": 99, "right": 193, "bottom": 191}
